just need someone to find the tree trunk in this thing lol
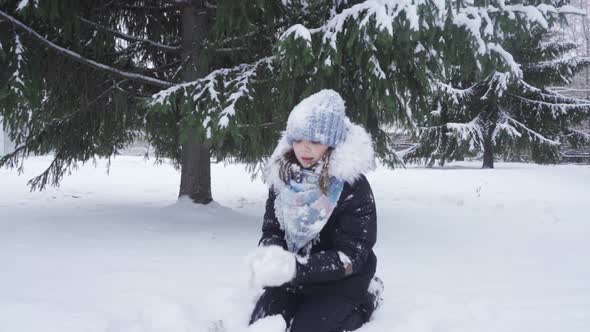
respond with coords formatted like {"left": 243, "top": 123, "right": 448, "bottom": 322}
{"left": 480, "top": 97, "right": 498, "bottom": 169}
{"left": 482, "top": 135, "right": 494, "bottom": 169}
{"left": 481, "top": 115, "right": 496, "bottom": 169}
{"left": 178, "top": 1, "right": 212, "bottom": 204}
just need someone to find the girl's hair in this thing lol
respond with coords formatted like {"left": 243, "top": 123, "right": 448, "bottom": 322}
{"left": 279, "top": 149, "right": 333, "bottom": 194}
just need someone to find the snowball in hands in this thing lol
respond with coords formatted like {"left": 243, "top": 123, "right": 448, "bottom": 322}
{"left": 248, "top": 245, "right": 296, "bottom": 288}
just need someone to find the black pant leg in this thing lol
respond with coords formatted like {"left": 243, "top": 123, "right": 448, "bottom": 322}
{"left": 290, "top": 294, "right": 366, "bottom": 332}
{"left": 249, "top": 286, "right": 299, "bottom": 327}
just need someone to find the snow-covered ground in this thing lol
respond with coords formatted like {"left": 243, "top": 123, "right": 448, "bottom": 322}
{"left": 0, "top": 156, "right": 589, "bottom": 332}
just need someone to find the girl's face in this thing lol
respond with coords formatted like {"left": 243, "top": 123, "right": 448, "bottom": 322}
{"left": 293, "top": 140, "right": 329, "bottom": 168}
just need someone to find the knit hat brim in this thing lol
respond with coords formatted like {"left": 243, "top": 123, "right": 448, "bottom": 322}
{"left": 286, "top": 89, "right": 348, "bottom": 148}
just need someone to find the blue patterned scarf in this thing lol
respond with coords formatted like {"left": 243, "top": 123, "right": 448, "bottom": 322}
{"left": 275, "top": 168, "right": 344, "bottom": 255}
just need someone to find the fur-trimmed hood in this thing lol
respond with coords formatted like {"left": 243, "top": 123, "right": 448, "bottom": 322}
{"left": 265, "top": 119, "right": 376, "bottom": 188}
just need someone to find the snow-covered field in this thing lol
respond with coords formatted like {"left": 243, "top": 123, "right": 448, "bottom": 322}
{"left": 0, "top": 156, "right": 589, "bottom": 332}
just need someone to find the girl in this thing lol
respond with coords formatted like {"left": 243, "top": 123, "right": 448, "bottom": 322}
{"left": 247, "top": 89, "right": 382, "bottom": 332}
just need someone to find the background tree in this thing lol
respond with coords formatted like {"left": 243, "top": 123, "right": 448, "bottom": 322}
{"left": 406, "top": 2, "right": 590, "bottom": 168}
{"left": 0, "top": 0, "right": 283, "bottom": 203}
{"left": 1, "top": 0, "right": 579, "bottom": 203}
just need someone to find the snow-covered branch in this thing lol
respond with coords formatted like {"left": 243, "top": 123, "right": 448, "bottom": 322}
{"left": 536, "top": 92, "right": 590, "bottom": 105}
{"left": 547, "top": 87, "right": 590, "bottom": 93}
{"left": 215, "top": 46, "right": 248, "bottom": 53}
{"left": 539, "top": 40, "right": 577, "bottom": 49}
{"left": 511, "top": 94, "right": 590, "bottom": 110}
{"left": 295, "top": 0, "right": 559, "bottom": 82}
{"left": 517, "top": 79, "right": 544, "bottom": 94}
{"left": 516, "top": 80, "right": 590, "bottom": 104}
{"left": 134, "top": 60, "right": 182, "bottom": 74}
{"left": 78, "top": 16, "right": 181, "bottom": 53}
{"left": 418, "top": 116, "right": 484, "bottom": 151}
{"left": 493, "top": 122, "right": 522, "bottom": 141}
{"left": 566, "top": 128, "right": 590, "bottom": 139}
{"left": 10, "top": 33, "right": 26, "bottom": 96}
{"left": 491, "top": 111, "right": 522, "bottom": 141}
{"left": 434, "top": 81, "right": 478, "bottom": 104}
{"left": 454, "top": 7, "right": 488, "bottom": 55}
{"left": 483, "top": 72, "right": 512, "bottom": 98}
{"left": 280, "top": 24, "right": 312, "bottom": 46}
{"left": 309, "top": 0, "right": 420, "bottom": 49}
{"left": 16, "top": 0, "right": 37, "bottom": 11}
{"left": 557, "top": 5, "right": 586, "bottom": 16}
{"left": 525, "top": 55, "right": 590, "bottom": 70}
{"left": 502, "top": 113, "right": 561, "bottom": 145}
{"left": 369, "top": 55, "right": 386, "bottom": 80}
{"left": 162, "top": 0, "right": 190, "bottom": 6}
{"left": 395, "top": 143, "right": 420, "bottom": 158}
{"left": 488, "top": 43, "right": 522, "bottom": 77}
{"left": 114, "top": 4, "right": 179, "bottom": 11}
{"left": 150, "top": 57, "right": 274, "bottom": 130}
{"left": 446, "top": 117, "right": 484, "bottom": 147}
{"left": 499, "top": 4, "right": 550, "bottom": 29}
{"left": 0, "top": 9, "right": 174, "bottom": 88}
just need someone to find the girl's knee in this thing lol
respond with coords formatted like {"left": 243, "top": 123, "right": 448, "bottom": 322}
{"left": 290, "top": 296, "right": 365, "bottom": 332}
{"left": 249, "top": 287, "right": 298, "bottom": 326}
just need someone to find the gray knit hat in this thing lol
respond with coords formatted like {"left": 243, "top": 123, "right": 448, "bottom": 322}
{"left": 286, "top": 89, "right": 348, "bottom": 148}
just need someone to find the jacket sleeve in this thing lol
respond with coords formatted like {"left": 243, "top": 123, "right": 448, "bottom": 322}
{"left": 258, "top": 188, "right": 288, "bottom": 249}
{"left": 294, "top": 174, "right": 377, "bottom": 285}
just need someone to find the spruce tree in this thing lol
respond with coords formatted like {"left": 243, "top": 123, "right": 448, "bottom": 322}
{"left": 406, "top": 1, "right": 590, "bottom": 168}
{"left": 1, "top": 0, "right": 578, "bottom": 202}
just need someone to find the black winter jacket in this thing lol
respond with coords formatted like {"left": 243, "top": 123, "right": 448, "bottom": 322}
{"left": 259, "top": 174, "right": 377, "bottom": 301}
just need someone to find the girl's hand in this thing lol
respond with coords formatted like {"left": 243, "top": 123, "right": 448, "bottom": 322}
{"left": 247, "top": 245, "right": 296, "bottom": 288}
